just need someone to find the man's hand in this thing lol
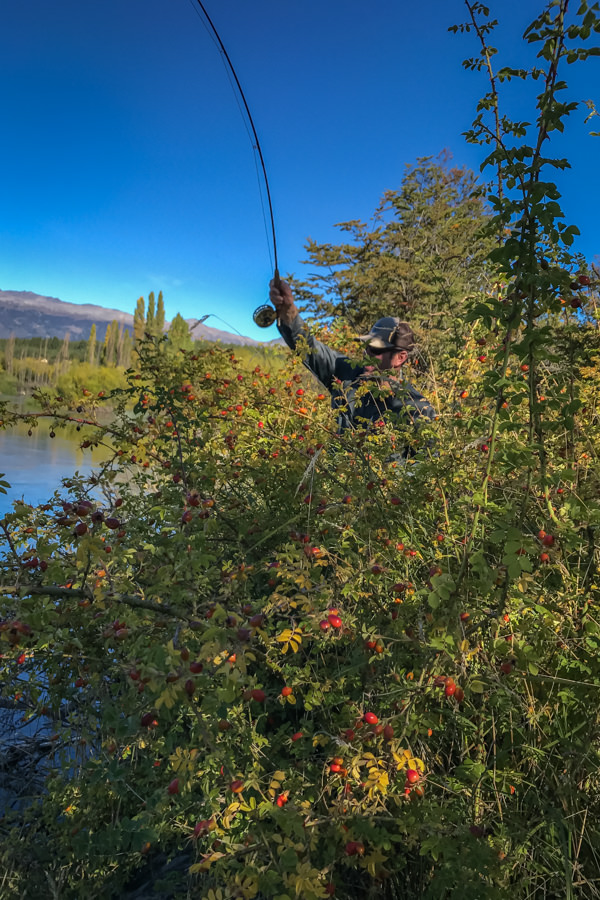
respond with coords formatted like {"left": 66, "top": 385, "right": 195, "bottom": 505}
{"left": 269, "top": 278, "right": 298, "bottom": 326}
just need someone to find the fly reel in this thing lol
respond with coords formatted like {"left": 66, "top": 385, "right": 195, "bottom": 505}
{"left": 253, "top": 304, "right": 278, "bottom": 328}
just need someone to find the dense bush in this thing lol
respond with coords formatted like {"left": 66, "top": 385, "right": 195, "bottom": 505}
{"left": 0, "top": 280, "right": 598, "bottom": 898}
{"left": 0, "top": 2, "right": 599, "bottom": 897}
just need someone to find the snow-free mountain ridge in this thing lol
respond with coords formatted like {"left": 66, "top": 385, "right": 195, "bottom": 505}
{"left": 0, "top": 290, "right": 276, "bottom": 346}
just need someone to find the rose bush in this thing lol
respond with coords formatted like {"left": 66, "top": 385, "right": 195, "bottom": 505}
{"left": 1, "top": 2, "right": 599, "bottom": 897}
{"left": 0, "top": 277, "right": 598, "bottom": 899}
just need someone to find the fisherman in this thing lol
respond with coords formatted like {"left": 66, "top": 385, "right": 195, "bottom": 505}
{"left": 269, "top": 279, "right": 435, "bottom": 447}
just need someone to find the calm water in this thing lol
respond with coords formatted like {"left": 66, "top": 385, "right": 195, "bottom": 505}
{"left": 0, "top": 422, "right": 109, "bottom": 515}
{"left": 0, "top": 422, "right": 109, "bottom": 809}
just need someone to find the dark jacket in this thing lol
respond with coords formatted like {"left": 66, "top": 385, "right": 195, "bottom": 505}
{"left": 278, "top": 313, "right": 436, "bottom": 434}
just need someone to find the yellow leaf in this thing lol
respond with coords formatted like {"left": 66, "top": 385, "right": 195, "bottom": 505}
{"left": 189, "top": 851, "right": 225, "bottom": 874}
{"left": 276, "top": 628, "right": 302, "bottom": 655}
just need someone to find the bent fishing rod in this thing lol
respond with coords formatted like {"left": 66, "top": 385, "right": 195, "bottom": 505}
{"left": 188, "top": 0, "right": 280, "bottom": 328}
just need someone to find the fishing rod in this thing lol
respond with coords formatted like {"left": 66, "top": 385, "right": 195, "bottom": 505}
{"left": 188, "top": 0, "right": 279, "bottom": 328}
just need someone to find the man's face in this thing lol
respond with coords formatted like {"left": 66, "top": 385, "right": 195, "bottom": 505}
{"left": 369, "top": 347, "right": 408, "bottom": 373}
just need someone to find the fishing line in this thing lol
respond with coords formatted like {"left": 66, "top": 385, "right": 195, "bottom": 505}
{"left": 185, "top": 0, "right": 280, "bottom": 282}
{"left": 184, "top": 0, "right": 274, "bottom": 272}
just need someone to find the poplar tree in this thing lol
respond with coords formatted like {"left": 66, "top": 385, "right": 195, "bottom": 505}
{"left": 146, "top": 292, "right": 156, "bottom": 338}
{"left": 106, "top": 320, "right": 119, "bottom": 366}
{"left": 87, "top": 324, "right": 97, "bottom": 366}
{"left": 119, "top": 329, "right": 133, "bottom": 368}
{"left": 101, "top": 325, "right": 110, "bottom": 366}
{"left": 60, "top": 332, "right": 70, "bottom": 362}
{"left": 167, "top": 313, "right": 192, "bottom": 353}
{"left": 59, "top": 332, "right": 70, "bottom": 374}
{"left": 155, "top": 291, "right": 166, "bottom": 337}
{"left": 133, "top": 297, "right": 146, "bottom": 352}
{"left": 4, "top": 334, "right": 15, "bottom": 375}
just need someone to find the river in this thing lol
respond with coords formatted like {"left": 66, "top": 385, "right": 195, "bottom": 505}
{"left": 0, "top": 422, "right": 110, "bottom": 516}
{"left": 0, "top": 422, "right": 111, "bottom": 811}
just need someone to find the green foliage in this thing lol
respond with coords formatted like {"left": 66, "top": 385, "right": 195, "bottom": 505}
{"left": 0, "top": 337, "right": 88, "bottom": 367}
{"left": 147, "top": 291, "right": 157, "bottom": 338}
{"left": 0, "top": 290, "right": 598, "bottom": 897}
{"left": 0, "top": 3, "right": 599, "bottom": 898}
{"left": 156, "top": 290, "right": 166, "bottom": 336}
{"left": 4, "top": 334, "right": 15, "bottom": 375}
{"left": 167, "top": 313, "right": 193, "bottom": 353}
{"left": 54, "top": 362, "right": 129, "bottom": 403}
{"left": 133, "top": 296, "right": 146, "bottom": 352}
{"left": 86, "top": 324, "right": 97, "bottom": 366}
{"left": 0, "top": 370, "right": 18, "bottom": 397}
{"left": 292, "top": 152, "right": 494, "bottom": 362}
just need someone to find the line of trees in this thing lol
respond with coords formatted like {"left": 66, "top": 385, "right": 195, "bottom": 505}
{"left": 132, "top": 291, "right": 194, "bottom": 356}
{"left": 0, "top": 326, "right": 133, "bottom": 399}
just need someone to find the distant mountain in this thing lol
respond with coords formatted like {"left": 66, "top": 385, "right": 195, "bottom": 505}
{"left": 0, "top": 290, "right": 279, "bottom": 346}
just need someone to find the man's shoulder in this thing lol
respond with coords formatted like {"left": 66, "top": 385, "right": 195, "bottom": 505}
{"left": 333, "top": 355, "right": 363, "bottom": 383}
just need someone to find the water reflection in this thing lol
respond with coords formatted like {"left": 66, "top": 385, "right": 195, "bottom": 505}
{"left": 0, "top": 422, "right": 110, "bottom": 514}
{"left": 0, "top": 421, "right": 112, "bottom": 808}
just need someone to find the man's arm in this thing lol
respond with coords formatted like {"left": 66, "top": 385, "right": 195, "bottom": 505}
{"left": 269, "top": 279, "right": 343, "bottom": 391}
{"left": 387, "top": 381, "right": 437, "bottom": 424}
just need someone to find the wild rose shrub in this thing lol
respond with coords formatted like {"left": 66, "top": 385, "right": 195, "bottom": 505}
{"left": 0, "top": 286, "right": 599, "bottom": 900}
{"left": 2, "top": 3, "right": 600, "bottom": 896}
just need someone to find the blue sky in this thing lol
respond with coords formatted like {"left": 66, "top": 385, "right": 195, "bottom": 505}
{"left": 1, "top": 0, "right": 598, "bottom": 341}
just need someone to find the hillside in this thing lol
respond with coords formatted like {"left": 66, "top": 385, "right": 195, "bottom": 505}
{"left": 0, "top": 290, "right": 273, "bottom": 346}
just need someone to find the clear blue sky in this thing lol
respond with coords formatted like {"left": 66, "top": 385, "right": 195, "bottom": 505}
{"left": 1, "top": 0, "right": 598, "bottom": 341}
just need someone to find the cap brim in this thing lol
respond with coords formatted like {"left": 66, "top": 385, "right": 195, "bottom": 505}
{"left": 356, "top": 334, "right": 395, "bottom": 350}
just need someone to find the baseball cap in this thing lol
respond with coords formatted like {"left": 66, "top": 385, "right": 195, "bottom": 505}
{"left": 356, "top": 317, "right": 415, "bottom": 351}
